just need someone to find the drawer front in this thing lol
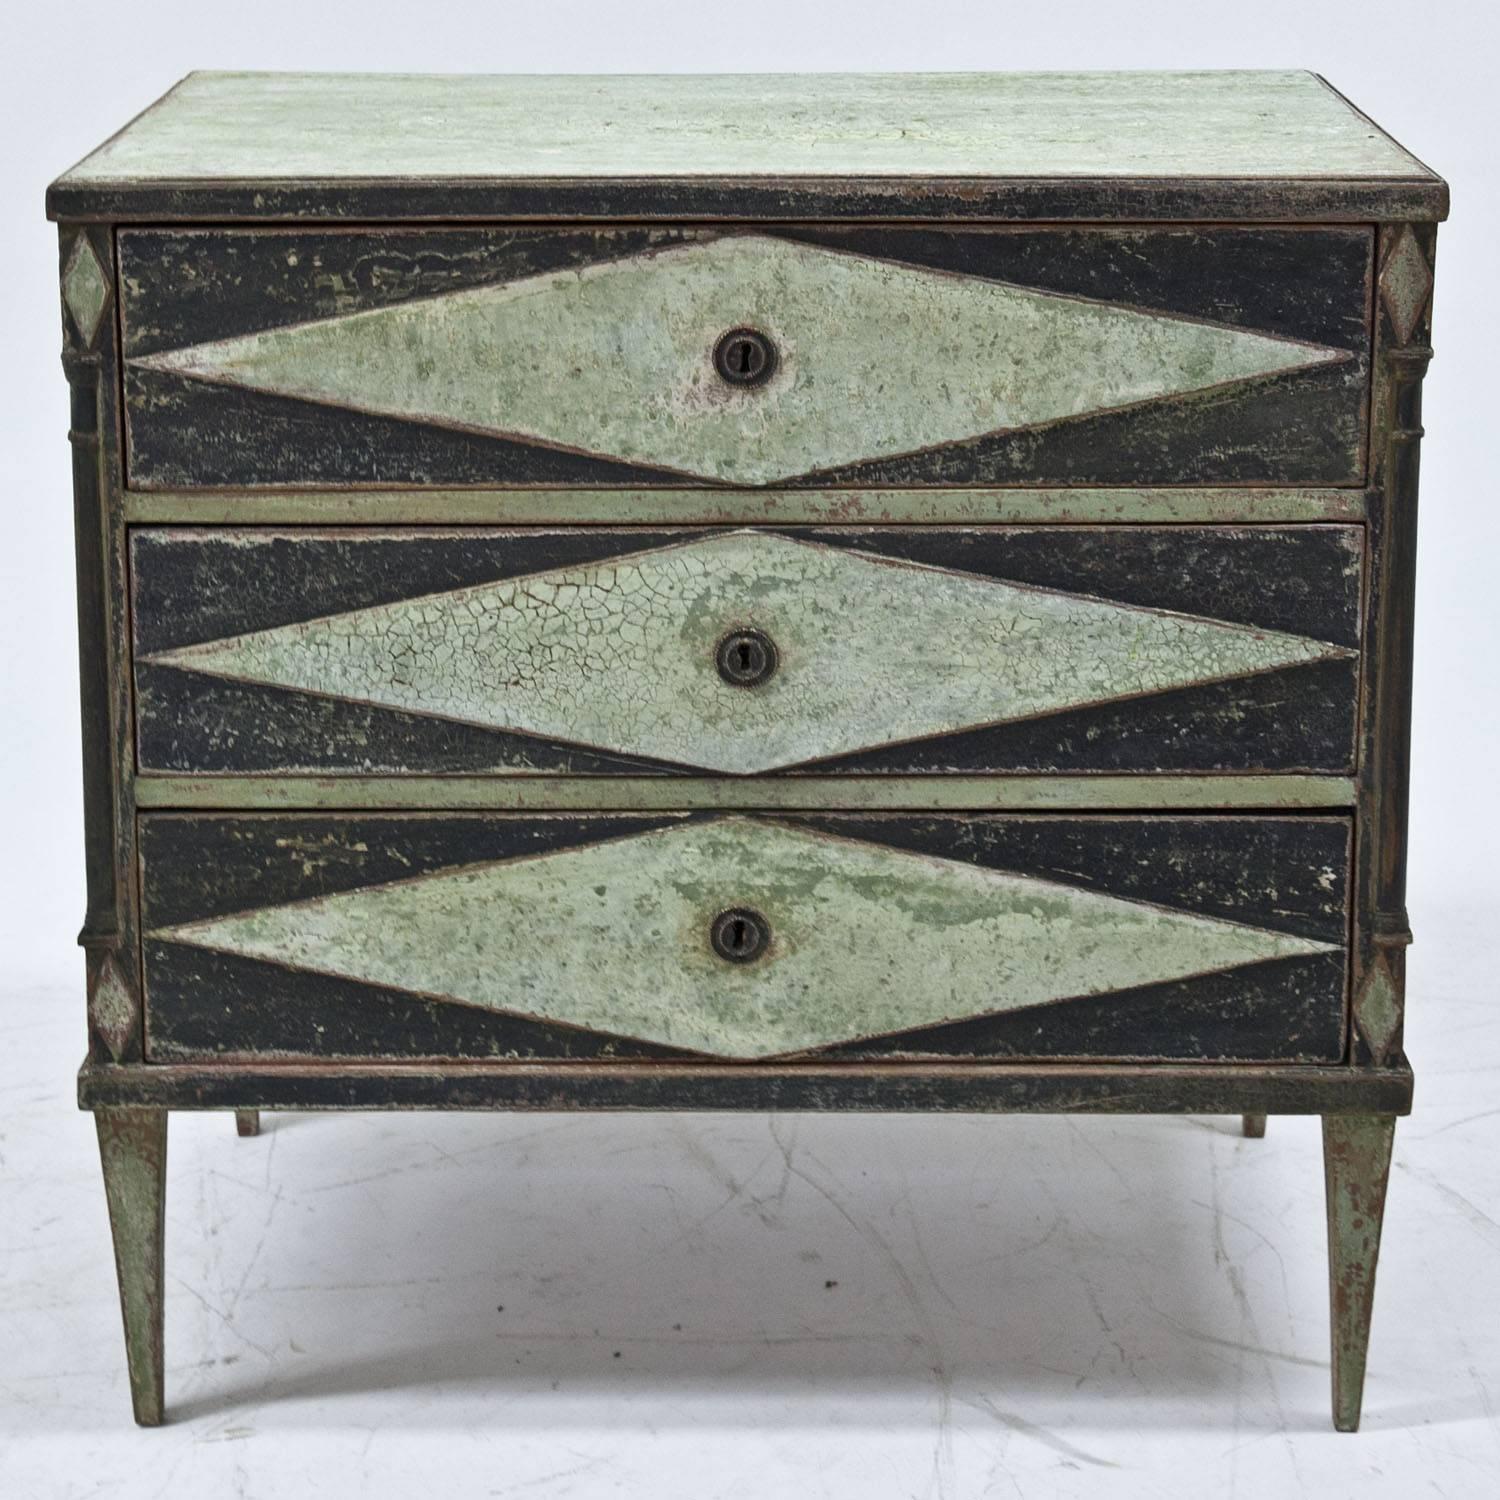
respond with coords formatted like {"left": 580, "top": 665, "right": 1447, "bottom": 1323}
{"left": 119, "top": 225, "right": 1372, "bottom": 489}
{"left": 140, "top": 812, "right": 1350, "bottom": 1064}
{"left": 132, "top": 525, "right": 1363, "bottom": 778}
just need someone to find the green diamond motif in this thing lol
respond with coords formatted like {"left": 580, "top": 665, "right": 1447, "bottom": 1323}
{"left": 63, "top": 236, "right": 109, "bottom": 346}
{"left": 1379, "top": 228, "right": 1433, "bottom": 346}
{"left": 146, "top": 532, "right": 1354, "bottom": 775}
{"left": 151, "top": 818, "right": 1340, "bottom": 1060}
{"left": 129, "top": 234, "right": 1349, "bottom": 486}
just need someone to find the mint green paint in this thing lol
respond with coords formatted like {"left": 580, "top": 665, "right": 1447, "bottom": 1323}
{"left": 95, "top": 1110, "right": 167, "bottom": 1426}
{"left": 1353, "top": 960, "right": 1403, "bottom": 1062}
{"left": 123, "top": 488, "right": 1370, "bottom": 527}
{"left": 132, "top": 774, "right": 1360, "bottom": 812}
{"left": 61, "top": 72, "right": 1434, "bottom": 184}
{"left": 1322, "top": 1114, "right": 1398, "bottom": 1432}
{"left": 90, "top": 956, "right": 139, "bottom": 1063}
{"left": 151, "top": 817, "right": 1339, "bottom": 1060}
{"left": 132, "top": 234, "right": 1345, "bottom": 486}
{"left": 146, "top": 532, "right": 1352, "bottom": 776}
{"left": 62, "top": 235, "right": 108, "bottom": 346}
{"left": 1379, "top": 228, "right": 1434, "bottom": 345}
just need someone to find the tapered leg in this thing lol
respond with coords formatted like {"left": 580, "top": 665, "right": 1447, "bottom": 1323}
{"left": 1242, "top": 1113, "right": 1268, "bottom": 1138}
{"left": 1322, "top": 1114, "right": 1397, "bottom": 1432}
{"left": 234, "top": 1109, "right": 261, "bottom": 1138}
{"left": 95, "top": 1109, "right": 168, "bottom": 1425}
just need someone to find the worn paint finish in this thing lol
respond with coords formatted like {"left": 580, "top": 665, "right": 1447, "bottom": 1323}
{"left": 130, "top": 772, "right": 1360, "bottom": 813}
{"left": 79, "top": 1060, "right": 1417, "bottom": 1117}
{"left": 1353, "top": 953, "right": 1404, "bottom": 1063}
{"left": 1378, "top": 228, "right": 1435, "bottom": 347}
{"left": 143, "top": 531, "right": 1351, "bottom": 776}
{"left": 131, "top": 234, "right": 1347, "bottom": 487}
{"left": 54, "top": 73, "right": 1445, "bottom": 1434}
{"left": 61, "top": 234, "right": 109, "bottom": 346}
{"left": 88, "top": 954, "right": 139, "bottom": 1063}
{"left": 148, "top": 816, "right": 1339, "bottom": 1061}
{"left": 60, "top": 72, "right": 1435, "bottom": 184}
{"left": 118, "top": 225, "right": 1374, "bottom": 489}
{"left": 1323, "top": 1115, "right": 1397, "bottom": 1432}
{"left": 95, "top": 1109, "right": 167, "bottom": 1426}
{"left": 121, "top": 485, "right": 1371, "bottom": 528}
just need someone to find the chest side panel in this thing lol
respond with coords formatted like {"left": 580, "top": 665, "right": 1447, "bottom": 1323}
{"left": 139, "top": 812, "right": 1351, "bottom": 1065}
{"left": 118, "top": 226, "right": 1373, "bottom": 489}
{"left": 130, "top": 524, "right": 1363, "bottom": 778}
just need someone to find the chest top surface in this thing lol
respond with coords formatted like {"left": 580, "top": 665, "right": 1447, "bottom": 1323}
{"left": 48, "top": 70, "right": 1446, "bottom": 222}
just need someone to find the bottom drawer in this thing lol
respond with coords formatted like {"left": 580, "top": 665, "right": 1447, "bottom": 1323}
{"left": 139, "top": 813, "right": 1351, "bottom": 1065}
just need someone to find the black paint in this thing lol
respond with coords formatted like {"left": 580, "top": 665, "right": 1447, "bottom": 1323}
{"left": 140, "top": 813, "right": 694, "bottom": 928}
{"left": 815, "top": 657, "right": 1359, "bottom": 776}
{"left": 815, "top": 952, "right": 1347, "bottom": 1063}
{"left": 78, "top": 1058, "right": 1417, "bottom": 1116}
{"left": 124, "top": 367, "right": 694, "bottom": 490}
{"left": 783, "top": 226, "right": 1373, "bottom": 349}
{"left": 145, "top": 942, "right": 703, "bottom": 1063}
{"left": 132, "top": 527, "right": 1364, "bottom": 777}
{"left": 786, "top": 814, "right": 1351, "bottom": 943}
{"left": 139, "top": 813, "right": 1350, "bottom": 1064}
{"left": 800, "top": 362, "right": 1367, "bottom": 488}
{"left": 48, "top": 173, "right": 1450, "bottom": 227}
{"left": 118, "top": 226, "right": 1373, "bottom": 489}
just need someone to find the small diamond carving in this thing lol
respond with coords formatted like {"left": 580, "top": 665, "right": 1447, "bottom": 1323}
{"left": 1354, "top": 959, "right": 1402, "bottom": 1062}
{"left": 1379, "top": 228, "right": 1433, "bottom": 346}
{"left": 63, "top": 235, "right": 110, "bottom": 347}
{"left": 89, "top": 954, "right": 138, "bottom": 1061}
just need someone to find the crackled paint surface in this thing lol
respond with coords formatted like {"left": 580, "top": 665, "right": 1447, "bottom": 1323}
{"left": 145, "top": 532, "right": 1351, "bottom": 775}
{"left": 150, "top": 817, "right": 1338, "bottom": 1060}
{"left": 61, "top": 71, "right": 1432, "bottom": 183}
{"left": 130, "top": 234, "right": 1345, "bottom": 486}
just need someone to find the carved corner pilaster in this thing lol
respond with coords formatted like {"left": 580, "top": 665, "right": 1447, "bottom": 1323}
{"left": 1353, "top": 223, "right": 1438, "bottom": 1067}
{"left": 60, "top": 225, "right": 135, "bottom": 1065}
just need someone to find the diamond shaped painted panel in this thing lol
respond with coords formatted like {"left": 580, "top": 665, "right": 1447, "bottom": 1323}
{"left": 145, "top": 532, "right": 1353, "bottom": 775}
{"left": 88, "top": 954, "right": 138, "bottom": 1062}
{"left": 130, "top": 234, "right": 1347, "bottom": 485}
{"left": 1380, "top": 227, "right": 1433, "bottom": 345}
{"left": 150, "top": 818, "right": 1339, "bottom": 1060}
{"left": 63, "top": 235, "right": 109, "bottom": 346}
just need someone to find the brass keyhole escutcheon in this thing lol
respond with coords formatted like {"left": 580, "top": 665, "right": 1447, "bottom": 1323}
{"left": 713, "top": 327, "right": 777, "bottom": 387}
{"left": 715, "top": 628, "right": 778, "bottom": 688}
{"left": 711, "top": 907, "right": 771, "bottom": 964}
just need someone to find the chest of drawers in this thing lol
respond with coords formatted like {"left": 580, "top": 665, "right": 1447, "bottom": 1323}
{"left": 50, "top": 70, "right": 1446, "bottom": 1429}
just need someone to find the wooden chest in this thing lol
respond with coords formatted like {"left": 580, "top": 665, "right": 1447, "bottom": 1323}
{"left": 50, "top": 70, "right": 1446, "bottom": 1429}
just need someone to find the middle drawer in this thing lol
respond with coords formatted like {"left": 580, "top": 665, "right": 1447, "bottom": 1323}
{"left": 131, "top": 525, "right": 1363, "bottom": 778}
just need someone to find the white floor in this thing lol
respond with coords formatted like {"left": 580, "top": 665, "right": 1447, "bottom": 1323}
{"left": 1, "top": 904, "right": 1497, "bottom": 1499}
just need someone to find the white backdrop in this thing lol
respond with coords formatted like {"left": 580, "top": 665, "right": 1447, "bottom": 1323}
{"left": 2, "top": 5, "right": 1497, "bottom": 1497}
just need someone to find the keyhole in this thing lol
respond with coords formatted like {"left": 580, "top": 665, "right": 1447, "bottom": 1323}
{"left": 711, "top": 907, "right": 770, "bottom": 964}
{"left": 716, "top": 628, "right": 778, "bottom": 688}
{"left": 713, "top": 327, "right": 776, "bottom": 387}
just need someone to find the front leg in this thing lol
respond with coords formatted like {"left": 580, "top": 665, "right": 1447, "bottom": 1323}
{"left": 95, "top": 1108, "right": 168, "bottom": 1425}
{"left": 1322, "top": 1114, "right": 1397, "bottom": 1432}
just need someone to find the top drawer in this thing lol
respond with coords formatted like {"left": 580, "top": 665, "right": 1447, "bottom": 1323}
{"left": 118, "top": 226, "right": 1373, "bottom": 491}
